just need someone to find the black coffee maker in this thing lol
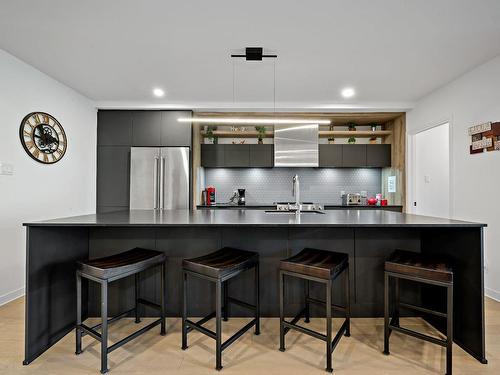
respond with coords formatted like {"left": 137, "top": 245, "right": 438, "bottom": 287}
{"left": 237, "top": 189, "right": 246, "bottom": 205}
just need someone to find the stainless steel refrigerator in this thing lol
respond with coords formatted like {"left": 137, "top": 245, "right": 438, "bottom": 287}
{"left": 130, "top": 147, "right": 190, "bottom": 209}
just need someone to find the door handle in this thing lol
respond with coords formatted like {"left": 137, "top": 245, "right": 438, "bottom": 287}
{"left": 159, "top": 157, "right": 165, "bottom": 209}
{"left": 154, "top": 157, "right": 160, "bottom": 209}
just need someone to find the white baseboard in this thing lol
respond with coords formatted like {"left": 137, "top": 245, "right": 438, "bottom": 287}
{"left": 0, "top": 287, "right": 25, "bottom": 306}
{"left": 485, "top": 287, "right": 500, "bottom": 302}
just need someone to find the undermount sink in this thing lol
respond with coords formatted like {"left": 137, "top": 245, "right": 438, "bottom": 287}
{"left": 265, "top": 202, "right": 325, "bottom": 214}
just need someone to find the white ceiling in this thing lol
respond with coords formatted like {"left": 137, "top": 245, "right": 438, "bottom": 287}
{"left": 1, "top": 0, "right": 500, "bottom": 110}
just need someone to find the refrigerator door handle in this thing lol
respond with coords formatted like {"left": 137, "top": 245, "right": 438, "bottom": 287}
{"left": 159, "top": 156, "right": 165, "bottom": 209}
{"left": 154, "top": 157, "right": 160, "bottom": 209}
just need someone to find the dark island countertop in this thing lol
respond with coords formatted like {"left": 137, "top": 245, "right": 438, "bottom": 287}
{"left": 196, "top": 204, "right": 403, "bottom": 210}
{"left": 23, "top": 209, "right": 486, "bottom": 228}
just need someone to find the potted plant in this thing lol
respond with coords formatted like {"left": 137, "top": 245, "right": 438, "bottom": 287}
{"left": 328, "top": 124, "right": 335, "bottom": 144}
{"left": 346, "top": 122, "right": 357, "bottom": 131}
{"left": 348, "top": 137, "right": 356, "bottom": 144}
{"left": 206, "top": 126, "right": 218, "bottom": 144}
{"left": 255, "top": 126, "right": 266, "bottom": 144}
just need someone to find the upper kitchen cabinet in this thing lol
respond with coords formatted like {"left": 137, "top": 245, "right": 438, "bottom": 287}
{"left": 224, "top": 144, "right": 250, "bottom": 167}
{"left": 201, "top": 144, "right": 225, "bottom": 167}
{"left": 342, "top": 145, "right": 367, "bottom": 167}
{"left": 249, "top": 144, "right": 274, "bottom": 167}
{"left": 97, "top": 110, "right": 132, "bottom": 146}
{"left": 132, "top": 111, "right": 162, "bottom": 146}
{"left": 160, "top": 111, "right": 192, "bottom": 147}
{"left": 366, "top": 144, "right": 391, "bottom": 167}
{"left": 319, "top": 145, "right": 342, "bottom": 167}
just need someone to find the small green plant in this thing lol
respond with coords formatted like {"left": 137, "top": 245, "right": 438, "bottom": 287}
{"left": 348, "top": 137, "right": 356, "bottom": 144}
{"left": 346, "top": 122, "right": 357, "bottom": 131}
{"left": 369, "top": 123, "right": 378, "bottom": 132}
{"left": 206, "top": 126, "right": 218, "bottom": 144}
{"left": 255, "top": 126, "right": 266, "bottom": 144}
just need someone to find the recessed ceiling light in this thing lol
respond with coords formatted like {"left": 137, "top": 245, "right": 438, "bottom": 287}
{"left": 341, "top": 87, "right": 355, "bottom": 98}
{"left": 153, "top": 88, "right": 165, "bottom": 97}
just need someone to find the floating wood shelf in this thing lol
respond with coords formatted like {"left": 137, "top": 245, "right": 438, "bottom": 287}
{"left": 319, "top": 130, "right": 392, "bottom": 138}
{"left": 200, "top": 131, "right": 274, "bottom": 138}
{"left": 201, "top": 130, "right": 392, "bottom": 138}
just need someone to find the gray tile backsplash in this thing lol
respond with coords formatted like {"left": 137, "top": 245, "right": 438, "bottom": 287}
{"left": 205, "top": 168, "right": 382, "bottom": 204}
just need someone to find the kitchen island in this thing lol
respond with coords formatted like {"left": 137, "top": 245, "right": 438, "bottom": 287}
{"left": 23, "top": 209, "right": 487, "bottom": 366}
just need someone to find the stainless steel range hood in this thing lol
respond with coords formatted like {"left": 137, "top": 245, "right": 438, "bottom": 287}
{"left": 274, "top": 124, "right": 319, "bottom": 167}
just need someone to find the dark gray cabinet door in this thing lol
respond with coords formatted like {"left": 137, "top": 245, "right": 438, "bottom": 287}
{"left": 342, "top": 145, "right": 367, "bottom": 167}
{"left": 319, "top": 145, "right": 343, "bottom": 167}
{"left": 132, "top": 111, "right": 161, "bottom": 146}
{"left": 224, "top": 145, "right": 250, "bottom": 167}
{"left": 97, "top": 146, "right": 130, "bottom": 207}
{"left": 366, "top": 144, "right": 391, "bottom": 167}
{"left": 201, "top": 144, "right": 225, "bottom": 167}
{"left": 249, "top": 144, "right": 274, "bottom": 167}
{"left": 97, "top": 111, "right": 132, "bottom": 146}
{"left": 160, "top": 111, "right": 192, "bottom": 146}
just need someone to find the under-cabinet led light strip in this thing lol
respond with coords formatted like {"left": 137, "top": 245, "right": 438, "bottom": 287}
{"left": 177, "top": 117, "right": 331, "bottom": 125}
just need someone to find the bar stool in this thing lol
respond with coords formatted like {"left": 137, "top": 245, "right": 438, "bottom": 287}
{"left": 279, "top": 248, "right": 351, "bottom": 373}
{"left": 384, "top": 250, "right": 453, "bottom": 375}
{"left": 182, "top": 247, "right": 260, "bottom": 371}
{"left": 75, "top": 248, "right": 166, "bottom": 374}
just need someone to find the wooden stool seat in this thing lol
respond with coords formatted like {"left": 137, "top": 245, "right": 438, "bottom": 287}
{"left": 183, "top": 247, "right": 258, "bottom": 279}
{"left": 78, "top": 248, "right": 166, "bottom": 280}
{"left": 385, "top": 250, "right": 453, "bottom": 283}
{"left": 280, "top": 248, "right": 348, "bottom": 280}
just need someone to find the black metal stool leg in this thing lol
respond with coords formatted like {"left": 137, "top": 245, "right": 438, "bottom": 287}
{"left": 446, "top": 284, "right": 453, "bottom": 375}
{"left": 394, "top": 277, "right": 400, "bottom": 327}
{"left": 345, "top": 267, "right": 351, "bottom": 337}
{"left": 75, "top": 272, "right": 82, "bottom": 355}
{"left": 135, "top": 273, "right": 141, "bottom": 324}
{"left": 181, "top": 271, "right": 188, "bottom": 350}
{"left": 304, "top": 279, "right": 310, "bottom": 323}
{"left": 255, "top": 263, "right": 260, "bottom": 335}
{"left": 279, "top": 270, "right": 285, "bottom": 352}
{"left": 100, "top": 280, "right": 109, "bottom": 374}
{"left": 383, "top": 272, "right": 390, "bottom": 355}
{"left": 326, "top": 279, "right": 333, "bottom": 373}
{"left": 215, "top": 279, "right": 223, "bottom": 371}
{"left": 223, "top": 280, "right": 229, "bottom": 322}
{"left": 160, "top": 262, "right": 166, "bottom": 336}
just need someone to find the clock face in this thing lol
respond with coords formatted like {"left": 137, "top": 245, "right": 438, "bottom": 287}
{"left": 20, "top": 112, "right": 67, "bottom": 164}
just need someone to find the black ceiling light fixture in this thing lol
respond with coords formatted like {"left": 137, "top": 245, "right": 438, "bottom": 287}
{"left": 231, "top": 47, "right": 277, "bottom": 61}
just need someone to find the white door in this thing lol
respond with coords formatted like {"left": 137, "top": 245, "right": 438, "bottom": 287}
{"left": 414, "top": 123, "right": 450, "bottom": 218}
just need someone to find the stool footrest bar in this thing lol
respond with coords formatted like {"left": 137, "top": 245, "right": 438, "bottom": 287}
{"left": 227, "top": 296, "right": 256, "bottom": 311}
{"left": 388, "top": 324, "right": 447, "bottom": 346}
{"left": 331, "top": 319, "right": 348, "bottom": 351}
{"left": 221, "top": 319, "right": 257, "bottom": 351}
{"left": 137, "top": 298, "right": 162, "bottom": 311}
{"left": 306, "top": 297, "right": 347, "bottom": 312}
{"left": 284, "top": 307, "right": 307, "bottom": 335}
{"left": 85, "top": 308, "right": 136, "bottom": 335}
{"left": 79, "top": 324, "right": 102, "bottom": 341}
{"left": 108, "top": 319, "right": 162, "bottom": 354}
{"left": 186, "top": 312, "right": 216, "bottom": 333}
{"left": 399, "top": 302, "right": 447, "bottom": 318}
{"left": 283, "top": 320, "right": 327, "bottom": 341}
{"left": 185, "top": 319, "right": 216, "bottom": 339}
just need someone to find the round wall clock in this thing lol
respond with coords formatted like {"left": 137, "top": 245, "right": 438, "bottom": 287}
{"left": 19, "top": 112, "right": 67, "bottom": 164}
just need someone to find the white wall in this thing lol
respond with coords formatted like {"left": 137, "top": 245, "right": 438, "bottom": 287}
{"left": 0, "top": 49, "right": 97, "bottom": 305}
{"left": 407, "top": 55, "right": 500, "bottom": 300}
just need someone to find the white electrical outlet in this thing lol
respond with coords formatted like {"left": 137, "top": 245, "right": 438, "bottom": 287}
{"left": 0, "top": 163, "right": 14, "bottom": 175}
